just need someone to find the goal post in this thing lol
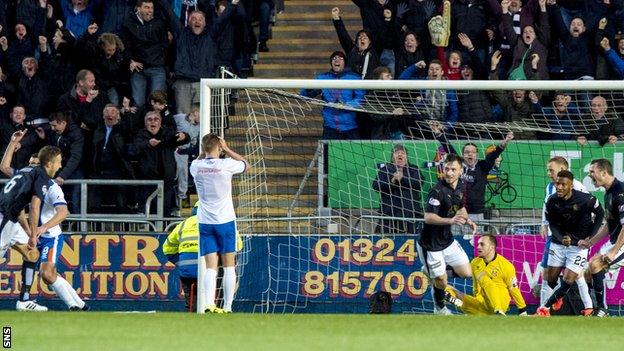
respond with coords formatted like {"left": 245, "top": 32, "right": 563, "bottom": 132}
{"left": 197, "top": 78, "right": 624, "bottom": 314}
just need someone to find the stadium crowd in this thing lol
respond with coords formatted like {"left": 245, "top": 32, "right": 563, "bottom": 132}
{"left": 0, "top": 0, "right": 276, "bottom": 216}
{"left": 0, "top": 0, "right": 623, "bottom": 216}
{"left": 303, "top": 0, "right": 624, "bottom": 142}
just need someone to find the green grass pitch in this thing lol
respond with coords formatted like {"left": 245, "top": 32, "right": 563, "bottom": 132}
{"left": 2, "top": 312, "right": 623, "bottom": 351}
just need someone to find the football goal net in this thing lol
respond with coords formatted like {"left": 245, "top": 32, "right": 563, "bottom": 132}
{"left": 197, "top": 77, "right": 624, "bottom": 315}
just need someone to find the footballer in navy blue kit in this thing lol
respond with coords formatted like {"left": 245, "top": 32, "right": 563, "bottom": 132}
{"left": 417, "top": 154, "right": 476, "bottom": 315}
{"left": 0, "top": 143, "right": 62, "bottom": 311}
{"left": 536, "top": 170, "right": 604, "bottom": 317}
{"left": 581, "top": 159, "right": 624, "bottom": 316}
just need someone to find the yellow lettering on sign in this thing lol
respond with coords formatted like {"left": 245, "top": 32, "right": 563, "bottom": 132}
{"left": 81, "top": 271, "right": 92, "bottom": 295}
{"left": 148, "top": 272, "right": 169, "bottom": 297}
{"left": 122, "top": 236, "right": 161, "bottom": 269}
{"left": 6, "top": 248, "right": 24, "bottom": 268}
{"left": 12, "top": 271, "right": 21, "bottom": 294}
{"left": 84, "top": 235, "right": 120, "bottom": 268}
{"left": 60, "top": 235, "right": 81, "bottom": 268}
{"left": 93, "top": 271, "right": 114, "bottom": 296}
{"left": 406, "top": 271, "right": 428, "bottom": 297}
{"left": 0, "top": 271, "right": 11, "bottom": 294}
{"left": 114, "top": 272, "right": 125, "bottom": 297}
{"left": 125, "top": 271, "right": 148, "bottom": 296}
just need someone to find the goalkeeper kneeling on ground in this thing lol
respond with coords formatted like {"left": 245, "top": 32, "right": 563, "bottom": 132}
{"left": 445, "top": 235, "right": 527, "bottom": 315}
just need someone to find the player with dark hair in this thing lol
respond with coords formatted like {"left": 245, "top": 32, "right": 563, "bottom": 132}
{"left": 417, "top": 153, "right": 476, "bottom": 315}
{"left": 538, "top": 156, "right": 590, "bottom": 308}
{"left": 430, "top": 122, "right": 514, "bottom": 231}
{"left": 446, "top": 234, "right": 527, "bottom": 315}
{"left": 579, "top": 159, "right": 624, "bottom": 317}
{"left": 536, "top": 170, "right": 604, "bottom": 316}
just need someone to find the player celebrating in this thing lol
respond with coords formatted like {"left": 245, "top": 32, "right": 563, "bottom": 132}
{"left": 539, "top": 156, "right": 593, "bottom": 312}
{"left": 579, "top": 159, "right": 624, "bottom": 317}
{"left": 0, "top": 142, "right": 61, "bottom": 311}
{"left": 417, "top": 154, "right": 476, "bottom": 315}
{"left": 536, "top": 170, "right": 604, "bottom": 317}
{"left": 431, "top": 122, "right": 514, "bottom": 230}
{"left": 190, "top": 134, "right": 249, "bottom": 313}
{"left": 446, "top": 235, "right": 527, "bottom": 315}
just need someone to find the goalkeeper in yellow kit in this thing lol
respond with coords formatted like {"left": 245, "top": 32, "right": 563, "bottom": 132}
{"left": 446, "top": 235, "right": 527, "bottom": 315}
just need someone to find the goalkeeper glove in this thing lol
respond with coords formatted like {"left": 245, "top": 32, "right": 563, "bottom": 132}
{"left": 518, "top": 307, "right": 528, "bottom": 316}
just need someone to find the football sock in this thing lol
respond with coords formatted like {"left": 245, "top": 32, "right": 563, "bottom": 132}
{"left": 57, "top": 276, "right": 85, "bottom": 308}
{"left": 222, "top": 266, "right": 236, "bottom": 312}
{"left": 547, "top": 279, "right": 558, "bottom": 290}
{"left": 19, "top": 261, "right": 36, "bottom": 301}
{"left": 433, "top": 286, "right": 445, "bottom": 309}
{"left": 50, "top": 277, "right": 77, "bottom": 308}
{"left": 545, "top": 280, "right": 572, "bottom": 308}
{"left": 576, "top": 276, "right": 593, "bottom": 309}
{"left": 204, "top": 268, "right": 217, "bottom": 307}
{"left": 592, "top": 271, "right": 606, "bottom": 309}
{"left": 539, "top": 279, "right": 553, "bottom": 306}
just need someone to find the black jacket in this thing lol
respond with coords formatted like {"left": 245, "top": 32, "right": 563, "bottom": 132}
{"left": 131, "top": 127, "right": 188, "bottom": 182}
{"left": 458, "top": 91, "right": 493, "bottom": 123}
{"left": 17, "top": 73, "right": 49, "bottom": 120}
{"left": 582, "top": 116, "right": 624, "bottom": 146}
{"left": 451, "top": 0, "right": 494, "bottom": 50}
{"left": 57, "top": 85, "right": 110, "bottom": 132}
{"left": 47, "top": 123, "right": 85, "bottom": 180}
{"left": 122, "top": 12, "right": 170, "bottom": 68}
{"left": 372, "top": 162, "right": 423, "bottom": 218}
{"left": 97, "top": 0, "right": 134, "bottom": 34}
{"left": 438, "top": 132, "right": 505, "bottom": 214}
{"left": 92, "top": 123, "right": 135, "bottom": 178}
{"left": 76, "top": 32, "right": 130, "bottom": 92}
{"left": 333, "top": 18, "right": 380, "bottom": 79}
{"left": 173, "top": 2, "right": 240, "bottom": 80}
{"left": 352, "top": 0, "right": 397, "bottom": 44}
{"left": 394, "top": 47, "right": 426, "bottom": 79}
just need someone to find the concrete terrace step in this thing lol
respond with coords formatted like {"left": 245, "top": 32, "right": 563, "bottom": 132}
{"left": 259, "top": 51, "right": 334, "bottom": 59}
{"left": 238, "top": 206, "right": 316, "bottom": 217}
{"left": 277, "top": 12, "right": 361, "bottom": 21}
{"left": 284, "top": 0, "right": 354, "bottom": 5}
{"left": 264, "top": 38, "right": 342, "bottom": 53}
{"left": 254, "top": 63, "right": 329, "bottom": 71}
{"left": 271, "top": 24, "right": 360, "bottom": 40}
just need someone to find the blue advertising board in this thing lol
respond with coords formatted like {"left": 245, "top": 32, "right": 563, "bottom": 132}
{"left": 0, "top": 233, "right": 474, "bottom": 313}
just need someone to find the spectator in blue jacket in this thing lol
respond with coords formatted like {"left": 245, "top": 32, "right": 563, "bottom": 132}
{"left": 60, "top": 0, "right": 101, "bottom": 38}
{"left": 600, "top": 36, "right": 624, "bottom": 78}
{"left": 300, "top": 51, "right": 365, "bottom": 140}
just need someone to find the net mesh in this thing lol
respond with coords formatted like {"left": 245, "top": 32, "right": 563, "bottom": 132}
{"left": 205, "top": 82, "right": 624, "bottom": 314}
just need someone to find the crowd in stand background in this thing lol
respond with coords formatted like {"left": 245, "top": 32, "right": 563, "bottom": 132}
{"left": 303, "top": 0, "right": 624, "bottom": 142}
{"left": 0, "top": 0, "right": 278, "bottom": 216}
{"left": 1, "top": 0, "right": 623, "bottom": 217}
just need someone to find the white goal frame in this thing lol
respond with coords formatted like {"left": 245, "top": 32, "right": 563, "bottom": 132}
{"left": 196, "top": 78, "right": 624, "bottom": 314}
